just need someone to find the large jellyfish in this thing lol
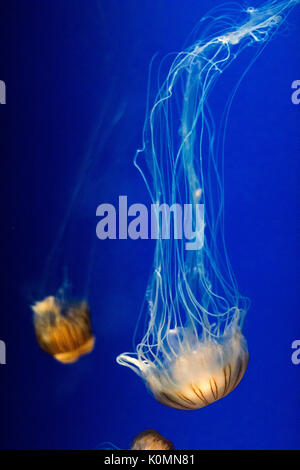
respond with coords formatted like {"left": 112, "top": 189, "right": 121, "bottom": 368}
{"left": 117, "top": 1, "right": 299, "bottom": 409}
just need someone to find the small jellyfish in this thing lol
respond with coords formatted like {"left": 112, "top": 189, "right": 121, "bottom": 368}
{"left": 32, "top": 295, "right": 95, "bottom": 363}
{"left": 131, "top": 430, "right": 174, "bottom": 450}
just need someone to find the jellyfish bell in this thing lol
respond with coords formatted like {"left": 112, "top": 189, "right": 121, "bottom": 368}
{"left": 99, "top": 429, "right": 173, "bottom": 451}
{"left": 131, "top": 429, "right": 174, "bottom": 450}
{"left": 145, "top": 327, "right": 248, "bottom": 410}
{"left": 32, "top": 295, "right": 95, "bottom": 363}
{"left": 119, "top": 313, "right": 248, "bottom": 410}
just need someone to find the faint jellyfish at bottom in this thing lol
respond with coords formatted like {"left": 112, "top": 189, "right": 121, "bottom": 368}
{"left": 131, "top": 429, "right": 174, "bottom": 450}
{"left": 32, "top": 295, "right": 95, "bottom": 363}
{"left": 99, "top": 429, "right": 174, "bottom": 450}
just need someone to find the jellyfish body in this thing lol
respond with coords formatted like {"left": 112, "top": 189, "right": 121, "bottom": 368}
{"left": 145, "top": 328, "right": 248, "bottom": 410}
{"left": 117, "top": 1, "right": 299, "bottom": 409}
{"left": 131, "top": 430, "right": 174, "bottom": 450}
{"left": 32, "top": 296, "right": 95, "bottom": 363}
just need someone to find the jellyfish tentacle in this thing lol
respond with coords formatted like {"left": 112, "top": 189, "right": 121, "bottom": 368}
{"left": 117, "top": 0, "right": 298, "bottom": 409}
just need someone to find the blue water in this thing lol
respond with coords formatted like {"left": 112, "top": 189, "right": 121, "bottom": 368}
{"left": 0, "top": 0, "right": 299, "bottom": 450}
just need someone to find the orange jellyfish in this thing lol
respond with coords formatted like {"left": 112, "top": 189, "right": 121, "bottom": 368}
{"left": 32, "top": 295, "right": 95, "bottom": 363}
{"left": 131, "top": 430, "right": 174, "bottom": 450}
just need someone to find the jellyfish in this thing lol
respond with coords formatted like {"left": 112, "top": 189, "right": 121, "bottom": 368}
{"left": 117, "top": 1, "right": 299, "bottom": 409}
{"left": 131, "top": 430, "right": 174, "bottom": 450}
{"left": 32, "top": 295, "right": 95, "bottom": 363}
{"left": 98, "top": 429, "right": 174, "bottom": 451}
{"left": 29, "top": 89, "right": 126, "bottom": 362}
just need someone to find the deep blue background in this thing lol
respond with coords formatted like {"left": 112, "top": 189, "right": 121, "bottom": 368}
{"left": 0, "top": 0, "right": 299, "bottom": 450}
